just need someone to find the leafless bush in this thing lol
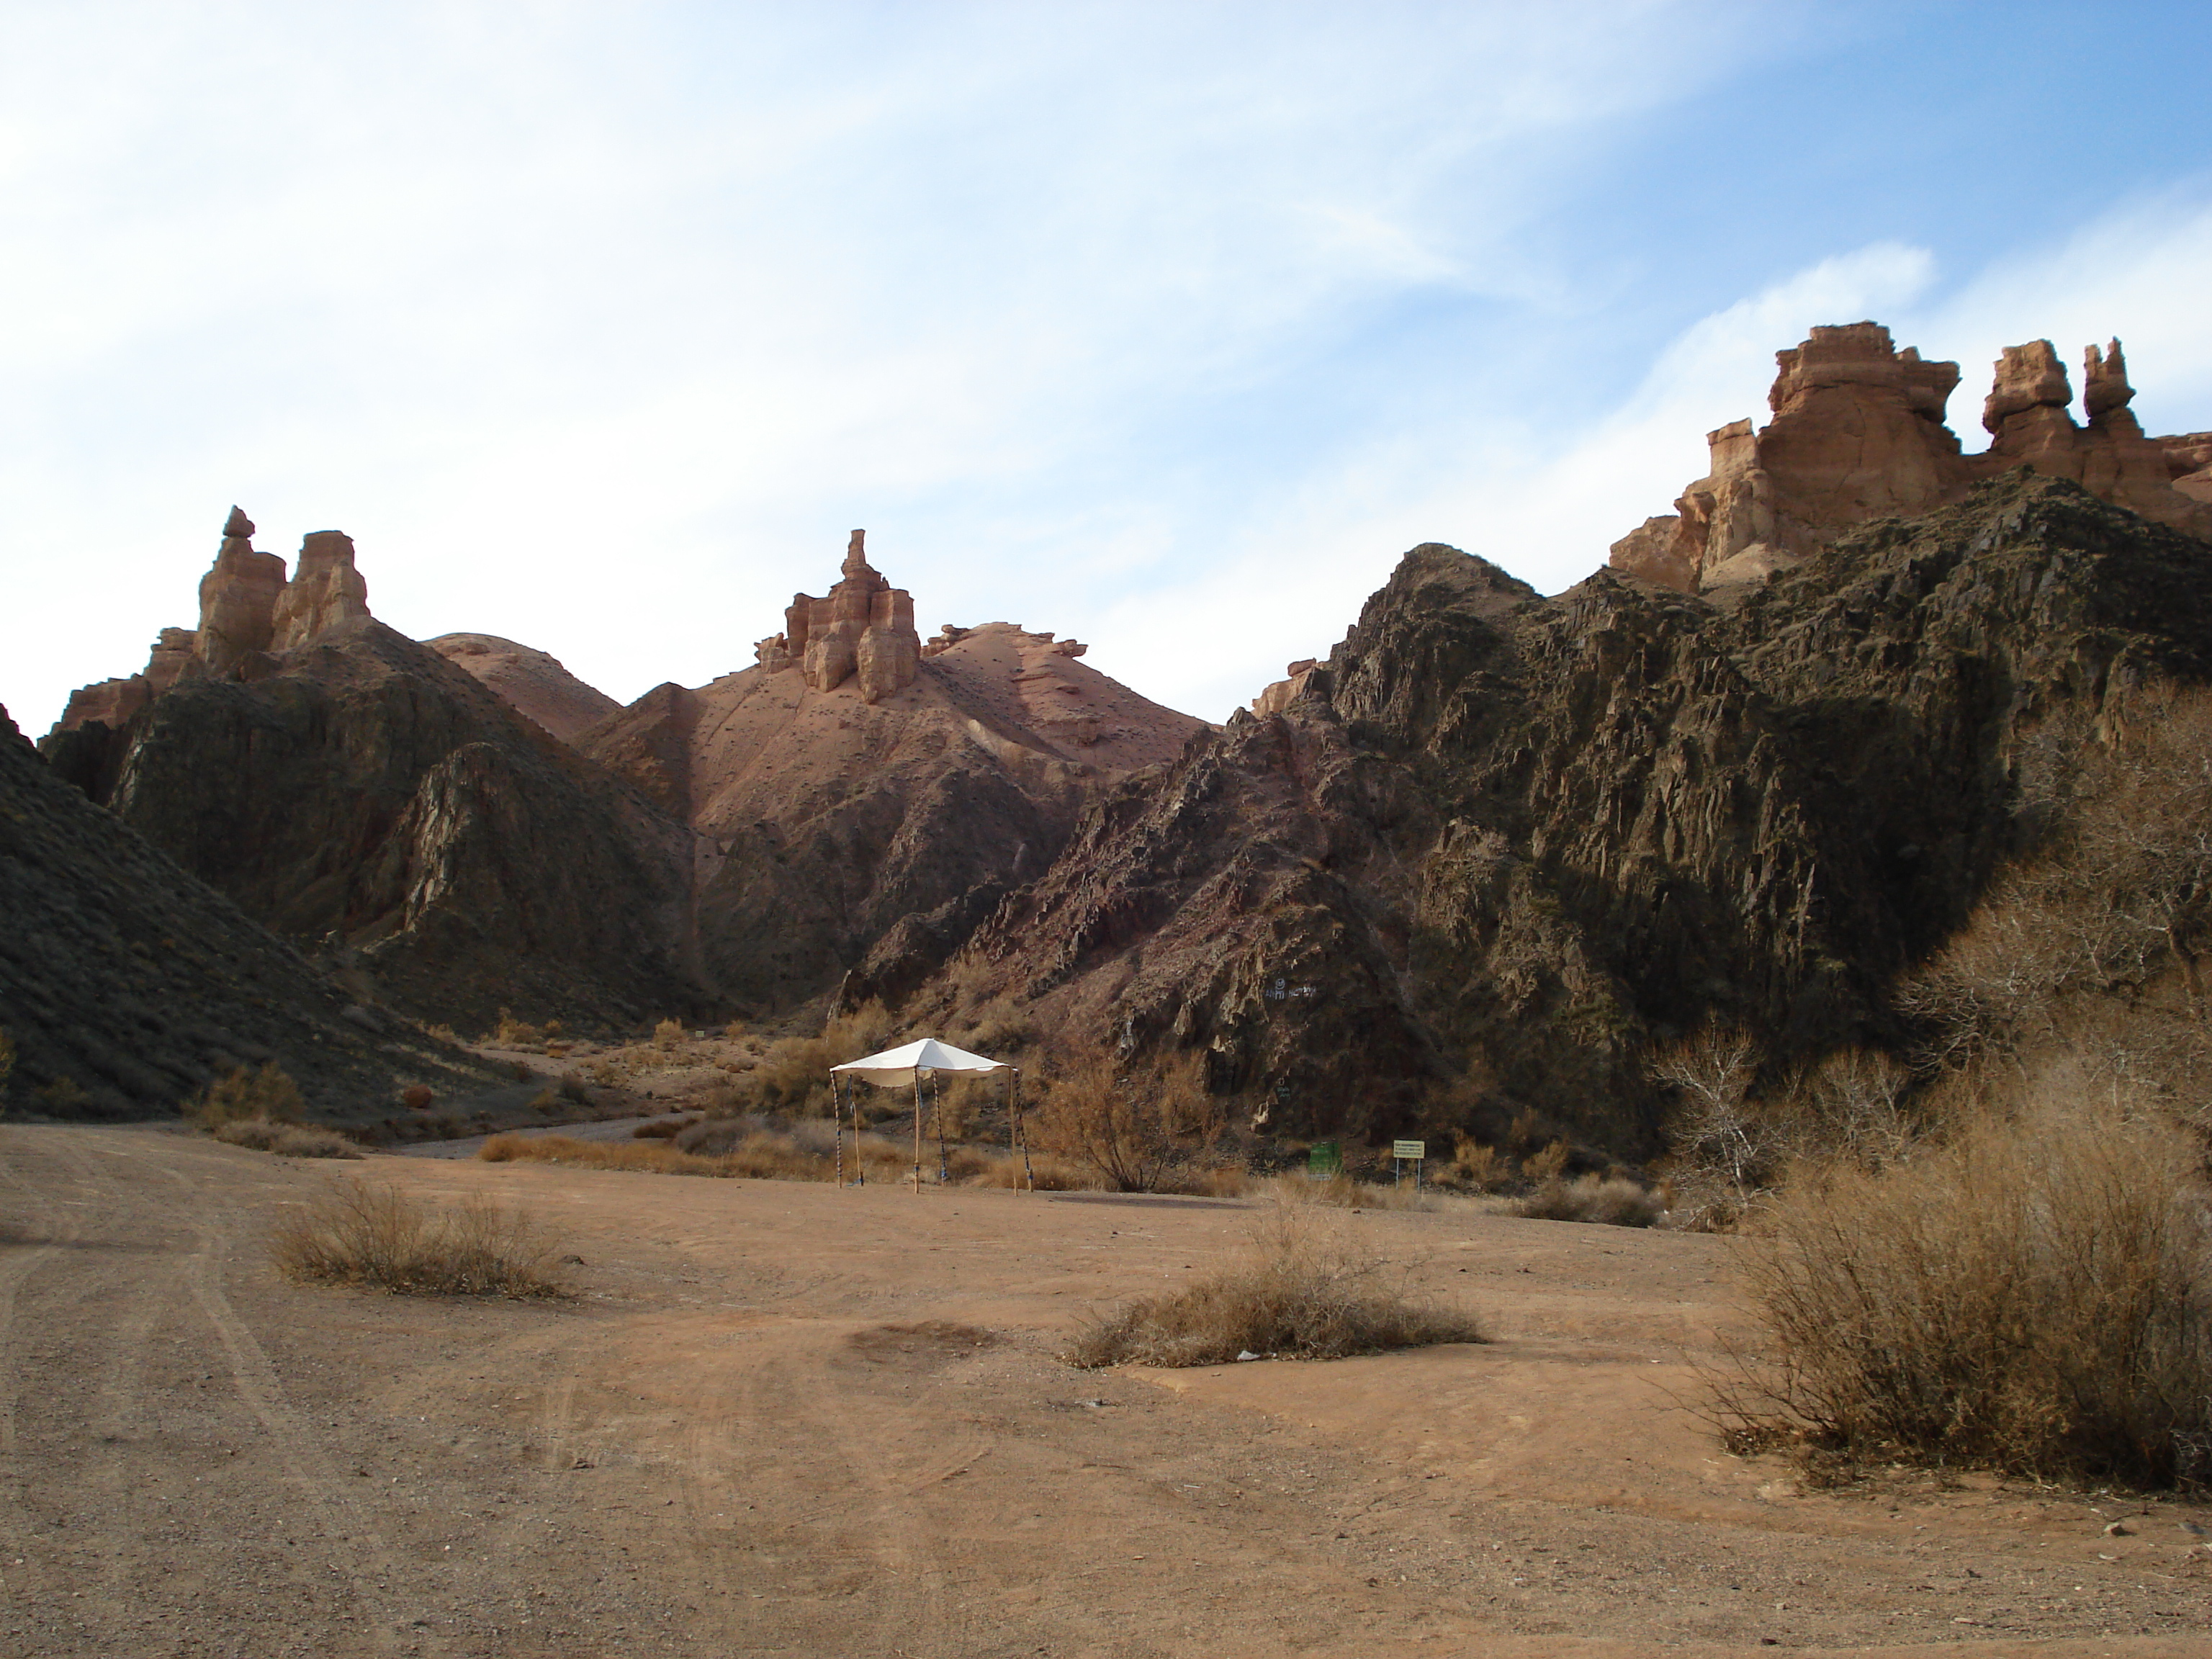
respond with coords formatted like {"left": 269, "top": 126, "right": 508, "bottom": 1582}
{"left": 1032, "top": 1048, "right": 1223, "bottom": 1192}
{"left": 212, "top": 1118, "right": 362, "bottom": 1159}
{"left": 1515, "top": 1174, "right": 1665, "bottom": 1228}
{"left": 270, "top": 1181, "right": 562, "bottom": 1297}
{"left": 1067, "top": 1198, "right": 1483, "bottom": 1367}
{"left": 1712, "top": 1105, "right": 2212, "bottom": 1488}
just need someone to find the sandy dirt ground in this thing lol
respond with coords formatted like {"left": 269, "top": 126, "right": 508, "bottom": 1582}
{"left": 2, "top": 1123, "right": 2208, "bottom": 1658}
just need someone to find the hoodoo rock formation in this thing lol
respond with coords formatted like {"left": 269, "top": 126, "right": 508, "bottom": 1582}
{"left": 42, "top": 508, "right": 703, "bottom": 1028}
{"left": 755, "top": 530, "right": 922, "bottom": 704}
{"left": 1610, "top": 323, "right": 2212, "bottom": 593}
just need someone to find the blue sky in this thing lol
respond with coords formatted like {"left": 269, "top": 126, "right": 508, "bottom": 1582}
{"left": 4, "top": 1, "right": 2210, "bottom": 731}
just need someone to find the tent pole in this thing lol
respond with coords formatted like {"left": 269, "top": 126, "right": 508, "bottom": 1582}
{"left": 833, "top": 1074, "right": 844, "bottom": 1187}
{"left": 1014, "top": 1067, "right": 1034, "bottom": 1193}
{"left": 853, "top": 1076, "right": 864, "bottom": 1185}
{"left": 933, "top": 1071, "right": 948, "bottom": 1185}
{"left": 912, "top": 1074, "right": 922, "bottom": 1195}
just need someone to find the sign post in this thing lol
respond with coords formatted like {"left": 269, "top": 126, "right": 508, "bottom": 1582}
{"left": 1306, "top": 1141, "right": 1342, "bottom": 1181}
{"left": 1392, "top": 1139, "right": 1426, "bottom": 1192}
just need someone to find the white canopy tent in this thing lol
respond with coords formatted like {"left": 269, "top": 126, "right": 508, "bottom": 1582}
{"left": 829, "top": 1038, "right": 1031, "bottom": 1191}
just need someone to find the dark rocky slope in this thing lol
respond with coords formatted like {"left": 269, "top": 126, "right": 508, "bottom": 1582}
{"left": 42, "top": 621, "right": 704, "bottom": 1030}
{"left": 0, "top": 706, "right": 498, "bottom": 1119}
{"left": 920, "top": 474, "right": 2212, "bottom": 1151}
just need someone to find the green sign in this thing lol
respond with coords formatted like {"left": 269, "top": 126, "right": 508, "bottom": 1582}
{"left": 1392, "top": 1140, "right": 1426, "bottom": 1161}
{"left": 1306, "top": 1141, "right": 1342, "bottom": 1177}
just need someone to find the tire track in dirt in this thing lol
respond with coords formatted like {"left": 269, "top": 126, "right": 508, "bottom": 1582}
{"left": 0, "top": 1131, "right": 78, "bottom": 1457}
{"left": 661, "top": 1320, "right": 979, "bottom": 1657}
{"left": 80, "top": 1136, "right": 427, "bottom": 1655}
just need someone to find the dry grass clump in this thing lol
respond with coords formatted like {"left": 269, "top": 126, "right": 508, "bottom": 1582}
{"left": 271, "top": 1181, "right": 561, "bottom": 1297}
{"left": 1514, "top": 1174, "right": 1666, "bottom": 1227}
{"left": 1067, "top": 1199, "right": 1484, "bottom": 1368}
{"left": 1715, "top": 1107, "right": 2212, "bottom": 1488}
{"left": 212, "top": 1118, "right": 363, "bottom": 1159}
{"left": 479, "top": 1125, "right": 914, "bottom": 1183}
{"left": 1274, "top": 1171, "right": 1439, "bottom": 1212}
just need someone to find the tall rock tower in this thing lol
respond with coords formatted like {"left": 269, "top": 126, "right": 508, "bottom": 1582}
{"left": 755, "top": 529, "right": 922, "bottom": 703}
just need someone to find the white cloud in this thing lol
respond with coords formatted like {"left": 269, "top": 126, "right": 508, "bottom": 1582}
{"left": 0, "top": 1, "right": 1777, "bottom": 732}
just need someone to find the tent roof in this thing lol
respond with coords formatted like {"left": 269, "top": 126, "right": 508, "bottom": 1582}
{"left": 830, "top": 1037, "right": 1012, "bottom": 1085}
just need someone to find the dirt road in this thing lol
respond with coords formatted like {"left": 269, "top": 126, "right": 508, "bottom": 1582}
{"left": 1, "top": 1123, "right": 2207, "bottom": 1657}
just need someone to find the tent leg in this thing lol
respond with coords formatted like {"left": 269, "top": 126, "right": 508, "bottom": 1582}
{"left": 912, "top": 1076, "right": 922, "bottom": 1195}
{"left": 833, "top": 1075, "right": 844, "bottom": 1187}
{"left": 1014, "top": 1068, "right": 1034, "bottom": 1193}
{"left": 933, "top": 1071, "right": 948, "bottom": 1186}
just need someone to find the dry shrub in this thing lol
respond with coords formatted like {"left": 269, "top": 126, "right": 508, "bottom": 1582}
{"left": 652, "top": 1017, "right": 685, "bottom": 1049}
{"left": 186, "top": 1062, "right": 307, "bottom": 1126}
{"left": 1032, "top": 1048, "right": 1223, "bottom": 1193}
{"left": 399, "top": 1083, "right": 434, "bottom": 1111}
{"left": 1449, "top": 1140, "right": 1511, "bottom": 1192}
{"left": 1659, "top": 1035, "right": 1920, "bottom": 1230}
{"left": 1068, "top": 1198, "right": 1484, "bottom": 1368}
{"left": 1715, "top": 1106, "right": 2212, "bottom": 1488}
{"left": 270, "top": 1181, "right": 561, "bottom": 1297}
{"left": 212, "top": 1118, "right": 362, "bottom": 1159}
{"left": 631, "top": 1117, "right": 688, "bottom": 1140}
{"left": 739, "top": 1002, "right": 897, "bottom": 1115}
{"left": 492, "top": 1007, "right": 545, "bottom": 1047}
{"left": 1521, "top": 1139, "right": 1571, "bottom": 1184}
{"left": 1514, "top": 1174, "right": 1665, "bottom": 1228}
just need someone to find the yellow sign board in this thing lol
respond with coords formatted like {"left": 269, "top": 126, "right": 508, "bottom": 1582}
{"left": 1392, "top": 1140, "right": 1425, "bottom": 1161}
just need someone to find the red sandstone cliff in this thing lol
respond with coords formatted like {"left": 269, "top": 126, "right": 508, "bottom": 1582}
{"left": 1609, "top": 324, "right": 2212, "bottom": 594}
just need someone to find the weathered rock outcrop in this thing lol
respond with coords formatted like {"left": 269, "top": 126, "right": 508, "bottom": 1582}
{"left": 1611, "top": 324, "right": 2212, "bottom": 593}
{"left": 932, "top": 474, "right": 2212, "bottom": 1150}
{"left": 753, "top": 530, "right": 922, "bottom": 704}
{"left": 0, "top": 703, "right": 498, "bottom": 1118}
{"left": 42, "top": 518, "right": 704, "bottom": 1029}
{"left": 427, "top": 634, "right": 622, "bottom": 744}
{"left": 270, "top": 530, "right": 372, "bottom": 650}
{"left": 193, "top": 505, "right": 289, "bottom": 675}
{"left": 60, "top": 510, "right": 380, "bottom": 735}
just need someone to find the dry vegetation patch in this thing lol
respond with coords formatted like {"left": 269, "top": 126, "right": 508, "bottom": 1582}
{"left": 271, "top": 1180, "right": 562, "bottom": 1298}
{"left": 212, "top": 1118, "right": 362, "bottom": 1159}
{"left": 1714, "top": 1107, "right": 2212, "bottom": 1488}
{"left": 1514, "top": 1174, "right": 1665, "bottom": 1227}
{"left": 1069, "top": 1199, "right": 1484, "bottom": 1367}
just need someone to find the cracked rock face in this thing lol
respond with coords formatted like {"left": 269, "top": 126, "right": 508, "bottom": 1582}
{"left": 932, "top": 475, "right": 2212, "bottom": 1148}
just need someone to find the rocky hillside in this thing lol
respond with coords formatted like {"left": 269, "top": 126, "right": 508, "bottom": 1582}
{"left": 912, "top": 472, "right": 2212, "bottom": 1151}
{"left": 572, "top": 531, "right": 1209, "bottom": 1010}
{"left": 0, "top": 704, "right": 499, "bottom": 1119}
{"left": 41, "top": 511, "right": 704, "bottom": 1030}
{"left": 42, "top": 519, "right": 1205, "bottom": 1026}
